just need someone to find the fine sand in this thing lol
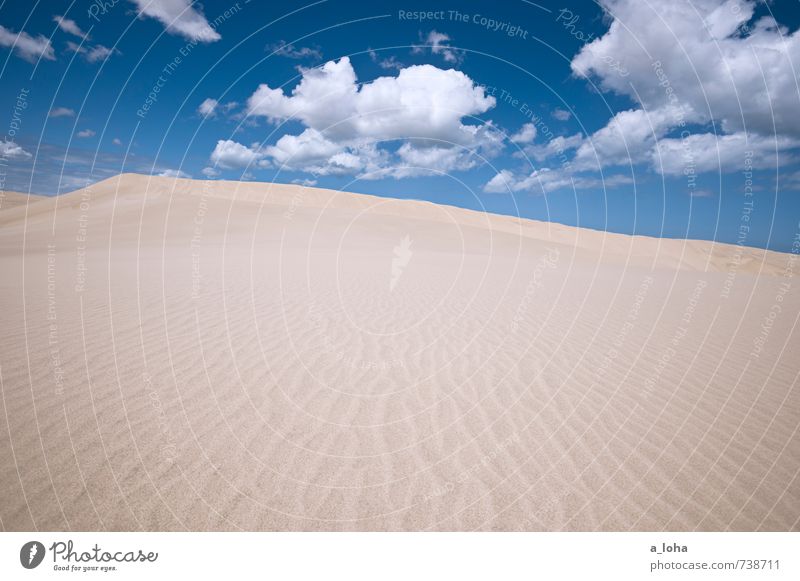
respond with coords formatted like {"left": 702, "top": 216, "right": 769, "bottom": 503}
{"left": 0, "top": 173, "right": 797, "bottom": 531}
{"left": 0, "top": 191, "right": 42, "bottom": 212}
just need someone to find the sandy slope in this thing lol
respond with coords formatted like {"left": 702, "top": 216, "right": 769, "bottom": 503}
{"left": 0, "top": 173, "right": 797, "bottom": 531}
{"left": 0, "top": 191, "right": 43, "bottom": 211}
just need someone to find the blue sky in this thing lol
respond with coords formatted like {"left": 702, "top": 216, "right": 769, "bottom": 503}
{"left": 1, "top": 0, "right": 799, "bottom": 251}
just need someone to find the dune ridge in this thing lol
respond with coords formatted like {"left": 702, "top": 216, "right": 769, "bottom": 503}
{"left": 0, "top": 190, "right": 44, "bottom": 212}
{"left": 0, "top": 173, "right": 797, "bottom": 531}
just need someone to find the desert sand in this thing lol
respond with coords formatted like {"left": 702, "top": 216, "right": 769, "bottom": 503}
{"left": 0, "top": 191, "right": 42, "bottom": 212}
{"left": 0, "top": 173, "right": 797, "bottom": 531}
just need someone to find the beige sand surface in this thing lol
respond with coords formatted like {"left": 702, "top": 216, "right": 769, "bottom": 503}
{"left": 0, "top": 173, "right": 797, "bottom": 531}
{"left": 0, "top": 191, "right": 43, "bottom": 212}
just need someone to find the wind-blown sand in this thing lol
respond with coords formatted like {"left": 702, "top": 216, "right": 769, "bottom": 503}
{"left": 0, "top": 191, "right": 42, "bottom": 212}
{"left": 1, "top": 173, "right": 797, "bottom": 531}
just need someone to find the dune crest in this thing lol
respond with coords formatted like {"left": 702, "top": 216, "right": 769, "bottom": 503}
{"left": 1, "top": 173, "right": 797, "bottom": 531}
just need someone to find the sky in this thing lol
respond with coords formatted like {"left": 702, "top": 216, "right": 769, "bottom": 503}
{"left": 1, "top": 0, "right": 799, "bottom": 251}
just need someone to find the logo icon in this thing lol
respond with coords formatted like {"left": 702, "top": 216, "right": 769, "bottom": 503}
{"left": 20, "top": 541, "right": 45, "bottom": 569}
{"left": 390, "top": 235, "right": 413, "bottom": 292}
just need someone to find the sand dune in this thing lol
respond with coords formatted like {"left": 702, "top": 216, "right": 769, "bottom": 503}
{"left": 0, "top": 173, "right": 797, "bottom": 531}
{"left": 0, "top": 191, "right": 43, "bottom": 212}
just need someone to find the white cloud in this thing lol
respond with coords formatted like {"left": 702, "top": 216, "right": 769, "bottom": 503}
{"left": 510, "top": 123, "right": 537, "bottom": 144}
{"left": 484, "top": 169, "right": 515, "bottom": 193}
{"left": 246, "top": 57, "right": 358, "bottom": 127}
{"left": 246, "top": 57, "right": 495, "bottom": 144}
{"left": 292, "top": 178, "right": 317, "bottom": 186}
{"left": 571, "top": 0, "right": 800, "bottom": 139}
{"left": 387, "top": 142, "right": 480, "bottom": 178}
{"left": 369, "top": 49, "right": 403, "bottom": 71}
{"left": 783, "top": 170, "right": 800, "bottom": 190}
{"left": 690, "top": 189, "right": 715, "bottom": 197}
{"left": 112, "top": 138, "right": 123, "bottom": 145}
{"left": 571, "top": 106, "right": 679, "bottom": 171}
{"left": 487, "top": 0, "right": 800, "bottom": 188}
{"left": 198, "top": 99, "right": 237, "bottom": 117}
{"left": 268, "top": 41, "right": 321, "bottom": 60}
{"left": 263, "top": 131, "right": 386, "bottom": 176}
{"left": 651, "top": 131, "right": 799, "bottom": 175}
{"left": 499, "top": 102, "right": 795, "bottom": 192}
{"left": 552, "top": 108, "right": 572, "bottom": 121}
{"left": 522, "top": 132, "right": 583, "bottom": 162}
{"left": 413, "top": 30, "right": 461, "bottom": 64}
{"left": 198, "top": 98, "right": 218, "bottom": 117}
{"left": 0, "top": 140, "right": 32, "bottom": 160}
{"left": 484, "top": 167, "right": 633, "bottom": 194}
{"left": 201, "top": 166, "right": 221, "bottom": 177}
{"left": 129, "top": 0, "right": 221, "bottom": 43}
{"left": 240, "top": 57, "right": 499, "bottom": 177}
{"left": 564, "top": 105, "right": 799, "bottom": 177}
{"left": 66, "top": 41, "right": 116, "bottom": 63}
{"left": 53, "top": 15, "right": 88, "bottom": 38}
{"left": 158, "top": 169, "right": 191, "bottom": 178}
{"left": 264, "top": 129, "right": 340, "bottom": 167}
{"left": 49, "top": 107, "right": 76, "bottom": 118}
{"left": 76, "top": 129, "right": 95, "bottom": 138}
{"left": 0, "top": 24, "right": 55, "bottom": 62}
{"left": 210, "top": 139, "right": 264, "bottom": 168}
{"left": 522, "top": 100, "right": 793, "bottom": 180}
{"left": 85, "top": 45, "right": 114, "bottom": 62}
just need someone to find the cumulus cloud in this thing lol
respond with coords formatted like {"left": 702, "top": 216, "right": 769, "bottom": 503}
{"left": 112, "top": 138, "right": 123, "bottom": 145}
{"left": 268, "top": 41, "right": 321, "bottom": 60}
{"left": 246, "top": 57, "right": 496, "bottom": 143}
{"left": 783, "top": 170, "right": 800, "bottom": 190}
{"left": 484, "top": 167, "right": 633, "bottom": 194}
{"left": 260, "top": 132, "right": 391, "bottom": 177}
{"left": 53, "top": 15, "right": 88, "bottom": 38}
{"left": 507, "top": 102, "right": 795, "bottom": 178}
{"left": 565, "top": 103, "right": 799, "bottom": 177}
{"left": 129, "top": 0, "right": 220, "bottom": 43}
{"left": 552, "top": 108, "right": 572, "bottom": 121}
{"left": 413, "top": 30, "right": 461, "bottom": 64}
{"left": 49, "top": 107, "right": 76, "bottom": 118}
{"left": 197, "top": 98, "right": 237, "bottom": 118}
{"left": 521, "top": 132, "right": 583, "bottom": 163}
{"left": 158, "top": 169, "right": 191, "bottom": 178}
{"left": 568, "top": 0, "right": 800, "bottom": 176}
{"left": 483, "top": 0, "right": 800, "bottom": 192}
{"left": 571, "top": 106, "right": 679, "bottom": 171}
{"left": 76, "top": 129, "right": 95, "bottom": 138}
{"left": 201, "top": 166, "right": 221, "bottom": 177}
{"left": 368, "top": 49, "right": 403, "bottom": 71}
{"left": 262, "top": 130, "right": 343, "bottom": 169}
{"left": 198, "top": 98, "right": 218, "bottom": 117}
{"left": 0, "top": 25, "right": 55, "bottom": 62}
{"left": 0, "top": 140, "right": 32, "bottom": 160}
{"left": 651, "top": 131, "right": 799, "bottom": 175}
{"left": 510, "top": 123, "right": 537, "bottom": 144}
{"left": 85, "top": 45, "right": 114, "bottom": 62}
{"left": 246, "top": 58, "right": 357, "bottom": 126}
{"left": 237, "top": 57, "right": 499, "bottom": 177}
{"left": 66, "top": 41, "right": 116, "bottom": 63}
{"left": 210, "top": 139, "right": 265, "bottom": 169}
{"left": 292, "top": 178, "right": 317, "bottom": 186}
{"left": 388, "top": 142, "right": 483, "bottom": 178}
{"left": 572, "top": 0, "right": 800, "bottom": 138}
